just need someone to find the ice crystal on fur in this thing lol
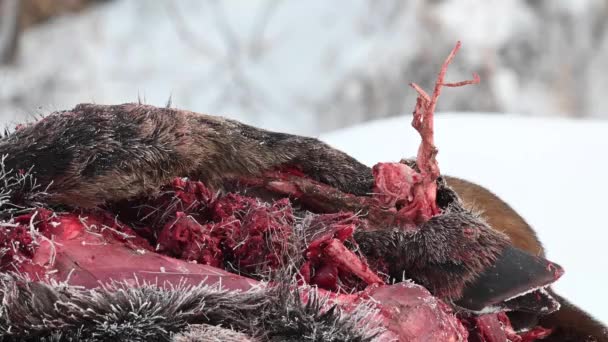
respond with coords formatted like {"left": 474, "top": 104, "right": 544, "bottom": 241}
{"left": 0, "top": 274, "right": 382, "bottom": 341}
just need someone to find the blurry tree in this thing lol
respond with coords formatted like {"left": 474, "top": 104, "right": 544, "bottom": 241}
{"left": 2, "top": 1, "right": 608, "bottom": 133}
{"left": 0, "top": 0, "right": 108, "bottom": 65}
{"left": 0, "top": 0, "right": 20, "bottom": 64}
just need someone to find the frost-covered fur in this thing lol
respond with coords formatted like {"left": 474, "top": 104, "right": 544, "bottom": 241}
{"left": 0, "top": 274, "right": 382, "bottom": 342}
{"left": 0, "top": 155, "right": 51, "bottom": 219}
{"left": 171, "top": 324, "right": 256, "bottom": 342}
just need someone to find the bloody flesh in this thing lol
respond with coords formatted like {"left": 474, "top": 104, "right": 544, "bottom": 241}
{"left": 0, "top": 42, "right": 558, "bottom": 341}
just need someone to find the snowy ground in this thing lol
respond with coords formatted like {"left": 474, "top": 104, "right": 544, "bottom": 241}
{"left": 321, "top": 113, "right": 608, "bottom": 325}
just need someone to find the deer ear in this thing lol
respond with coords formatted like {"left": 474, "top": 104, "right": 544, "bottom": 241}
{"left": 455, "top": 245, "right": 564, "bottom": 313}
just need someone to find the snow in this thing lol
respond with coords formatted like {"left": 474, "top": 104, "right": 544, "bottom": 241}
{"left": 0, "top": 0, "right": 381, "bottom": 134}
{"left": 320, "top": 112, "right": 608, "bottom": 325}
{"left": 4, "top": 0, "right": 608, "bottom": 135}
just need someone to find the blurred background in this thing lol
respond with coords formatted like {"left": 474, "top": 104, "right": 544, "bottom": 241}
{"left": 1, "top": 0, "right": 608, "bottom": 134}
{"left": 1, "top": 0, "right": 608, "bottom": 325}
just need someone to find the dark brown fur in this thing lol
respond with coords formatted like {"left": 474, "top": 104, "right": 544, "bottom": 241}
{"left": 0, "top": 103, "right": 372, "bottom": 207}
{"left": 354, "top": 202, "right": 509, "bottom": 300}
{"left": 0, "top": 103, "right": 605, "bottom": 341}
{"left": 448, "top": 177, "right": 608, "bottom": 342}
{"left": 446, "top": 177, "right": 545, "bottom": 257}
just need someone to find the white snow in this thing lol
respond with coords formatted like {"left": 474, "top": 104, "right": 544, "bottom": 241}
{"left": 4, "top": 0, "right": 608, "bottom": 134}
{"left": 320, "top": 112, "right": 608, "bottom": 325}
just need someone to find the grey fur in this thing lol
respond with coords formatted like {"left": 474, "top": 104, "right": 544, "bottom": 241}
{"left": 0, "top": 274, "right": 383, "bottom": 342}
{"left": 171, "top": 324, "right": 257, "bottom": 342}
{"left": 0, "top": 156, "right": 50, "bottom": 218}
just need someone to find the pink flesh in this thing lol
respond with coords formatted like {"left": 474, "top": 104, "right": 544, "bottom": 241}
{"left": 0, "top": 43, "right": 554, "bottom": 342}
{"left": 322, "top": 238, "right": 384, "bottom": 286}
{"left": 15, "top": 210, "right": 471, "bottom": 341}
{"left": 367, "top": 283, "right": 468, "bottom": 341}
{"left": 371, "top": 41, "right": 481, "bottom": 225}
{"left": 252, "top": 42, "right": 480, "bottom": 227}
{"left": 27, "top": 211, "right": 255, "bottom": 290}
